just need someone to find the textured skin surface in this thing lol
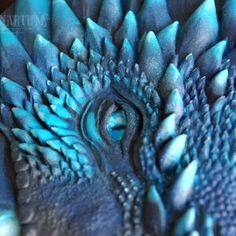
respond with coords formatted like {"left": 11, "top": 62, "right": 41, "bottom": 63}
{"left": 0, "top": 0, "right": 236, "bottom": 235}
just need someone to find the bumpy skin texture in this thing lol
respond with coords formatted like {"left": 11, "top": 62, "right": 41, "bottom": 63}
{"left": 0, "top": 0, "right": 236, "bottom": 235}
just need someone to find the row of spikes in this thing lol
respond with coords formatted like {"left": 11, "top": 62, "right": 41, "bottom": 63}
{"left": 12, "top": 0, "right": 236, "bottom": 51}
{"left": 0, "top": 31, "right": 227, "bottom": 106}
{"left": 142, "top": 160, "right": 200, "bottom": 235}
{"left": 0, "top": 0, "right": 230, "bottom": 87}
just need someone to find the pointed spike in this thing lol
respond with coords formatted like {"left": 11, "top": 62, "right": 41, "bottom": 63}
{"left": 51, "top": 66, "right": 67, "bottom": 83}
{"left": 15, "top": 0, "right": 50, "bottom": 53}
{"left": 46, "top": 139, "right": 66, "bottom": 153}
{"left": 27, "top": 86, "right": 42, "bottom": 104}
{"left": 103, "top": 38, "right": 118, "bottom": 59}
{"left": 114, "top": 11, "right": 138, "bottom": 48}
{"left": 70, "top": 81, "right": 87, "bottom": 104}
{"left": 34, "top": 104, "right": 69, "bottom": 128}
{"left": 143, "top": 185, "right": 166, "bottom": 235}
{"left": 68, "top": 69, "right": 79, "bottom": 82}
{"left": 165, "top": 89, "right": 184, "bottom": 120}
{"left": 157, "top": 21, "right": 179, "bottom": 63}
{"left": 1, "top": 77, "right": 28, "bottom": 108}
{"left": 98, "top": 0, "right": 123, "bottom": 33}
{"left": 211, "top": 96, "right": 226, "bottom": 114}
{"left": 0, "top": 20, "right": 31, "bottom": 85}
{"left": 33, "top": 34, "right": 59, "bottom": 75}
{"left": 119, "top": 39, "right": 135, "bottom": 64}
{"left": 208, "top": 69, "right": 228, "bottom": 100}
{"left": 174, "top": 208, "right": 197, "bottom": 236}
{"left": 51, "top": 127, "right": 78, "bottom": 137}
{"left": 159, "top": 64, "right": 184, "bottom": 100}
{"left": 92, "top": 77, "right": 102, "bottom": 93}
{"left": 86, "top": 18, "right": 111, "bottom": 52}
{"left": 52, "top": 0, "right": 84, "bottom": 51}
{"left": 178, "top": 0, "right": 219, "bottom": 59}
{"left": 50, "top": 105, "right": 73, "bottom": 119}
{"left": 27, "top": 62, "right": 48, "bottom": 92}
{"left": 139, "top": 31, "right": 164, "bottom": 85}
{"left": 155, "top": 114, "right": 176, "bottom": 148}
{"left": 70, "top": 38, "right": 88, "bottom": 62}
{"left": 59, "top": 53, "right": 76, "bottom": 72}
{"left": 61, "top": 136, "right": 80, "bottom": 146}
{"left": 19, "top": 143, "right": 38, "bottom": 155}
{"left": 30, "top": 129, "right": 55, "bottom": 143}
{"left": 169, "top": 160, "right": 198, "bottom": 210}
{"left": 197, "top": 40, "right": 227, "bottom": 77}
{"left": 46, "top": 93, "right": 63, "bottom": 106}
{"left": 56, "top": 86, "right": 81, "bottom": 113}
{"left": 12, "top": 128, "right": 33, "bottom": 143}
{"left": 37, "top": 146, "right": 62, "bottom": 167}
{"left": 12, "top": 108, "right": 42, "bottom": 130}
{"left": 159, "top": 134, "right": 187, "bottom": 171}
{"left": 138, "top": 0, "right": 171, "bottom": 34}
{"left": 221, "top": 0, "right": 236, "bottom": 43}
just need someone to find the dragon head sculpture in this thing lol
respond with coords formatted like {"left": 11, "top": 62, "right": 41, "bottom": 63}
{"left": 0, "top": 0, "right": 235, "bottom": 235}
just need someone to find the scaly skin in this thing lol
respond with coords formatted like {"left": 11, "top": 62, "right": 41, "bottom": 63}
{"left": 0, "top": 0, "right": 236, "bottom": 235}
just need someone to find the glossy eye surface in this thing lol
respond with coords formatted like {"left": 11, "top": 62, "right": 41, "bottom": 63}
{"left": 106, "top": 109, "right": 126, "bottom": 141}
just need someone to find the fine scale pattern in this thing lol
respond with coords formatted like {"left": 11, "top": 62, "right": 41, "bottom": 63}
{"left": 0, "top": 0, "right": 236, "bottom": 235}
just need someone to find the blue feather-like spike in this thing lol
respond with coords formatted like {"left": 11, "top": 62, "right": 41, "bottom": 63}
{"left": 159, "top": 64, "right": 184, "bottom": 99}
{"left": 197, "top": 40, "right": 227, "bottom": 77}
{"left": 27, "top": 62, "right": 47, "bottom": 92}
{"left": 169, "top": 160, "right": 198, "bottom": 210}
{"left": 86, "top": 18, "right": 111, "bottom": 52}
{"left": 32, "top": 34, "right": 59, "bottom": 74}
{"left": 208, "top": 69, "right": 228, "bottom": 99}
{"left": 0, "top": 78, "right": 28, "bottom": 108}
{"left": 70, "top": 39, "right": 88, "bottom": 62}
{"left": 115, "top": 11, "right": 138, "bottom": 48}
{"left": 52, "top": 0, "right": 84, "bottom": 51}
{"left": 174, "top": 208, "right": 197, "bottom": 236}
{"left": 119, "top": 38, "right": 135, "bottom": 63}
{"left": 143, "top": 185, "right": 166, "bottom": 235}
{"left": 139, "top": 31, "right": 164, "bottom": 84}
{"left": 157, "top": 21, "right": 179, "bottom": 63}
{"left": 155, "top": 114, "right": 176, "bottom": 148}
{"left": 178, "top": 0, "right": 219, "bottom": 59}
{"left": 12, "top": 108, "right": 42, "bottom": 130}
{"left": 159, "top": 134, "right": 187, "bottom": 171}
{"left": 0, "top": 20, "right": 31, "bottom": 85}
{"left": 165, "top": 89, "right": 184, "bottom": 120}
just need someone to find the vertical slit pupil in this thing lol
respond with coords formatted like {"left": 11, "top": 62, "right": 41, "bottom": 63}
{"left": 106, "top": 109, "right": 127, "bottom": 141}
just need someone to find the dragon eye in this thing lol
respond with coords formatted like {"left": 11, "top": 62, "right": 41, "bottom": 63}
{"left": 106, "top": 109, "right": 127, "bottom": 141}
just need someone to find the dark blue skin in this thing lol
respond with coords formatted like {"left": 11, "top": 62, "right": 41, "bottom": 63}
{"left": 0, "top": 0, "right": 236, "bottom": 235}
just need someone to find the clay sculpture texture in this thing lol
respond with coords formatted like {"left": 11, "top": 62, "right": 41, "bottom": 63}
{"left": 0, "top": 0, "right": 236, "bottom": 235}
